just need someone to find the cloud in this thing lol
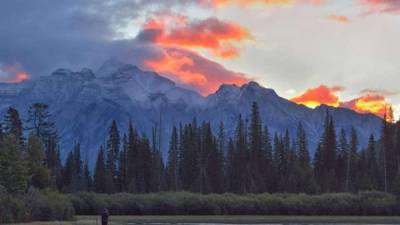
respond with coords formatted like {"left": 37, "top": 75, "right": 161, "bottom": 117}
{"left": 0, "top": 0, "right": 195, "bottom": 77}
{"left": 291, "top": 85, "right": 392, "bottom": 118}
{"left": 327, "top": 15, "right": 351, "bottom": 24}
{"left": 201, "top": 0, "right": 323, "bottom": 7}
{"left": 360, "top": 88, "right": 398, "bottom": 96}
{"left": 0, "top": 63, "right": 29, "bottom": 83}
{"left": 340, "top": 94, "right": 390, "bottom": 118}
{"left": 144, "top": 47, "right": 251, "bottom": 95}
{"left": 137, "top": 14, "right": 252, "bottom": 58}
{"left": 361, "top": 0, "right": 400, "bottom": 15}
{"left": 290, "top": 85, "right": 344, "bottom": 108}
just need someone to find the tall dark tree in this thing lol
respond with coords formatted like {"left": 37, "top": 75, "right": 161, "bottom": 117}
{"left": 0, "top": 136, "right": 27, "bottom": 193}
{"left": 93, "top": 145, "right": 107, "bottom": 193}
{"left": 317, "top": 112, "right": 337, "bottom": 192}
{"left": 346, "top": 127, "right": 359, "bottom": 192}
{"left": 296, "top": 123, "right": 315, "bottom": 193}
{"left": 26, "top": 134, "right": 50, "bottom": 189}
{"left": 3, "top": 107, "right": 24, "bottom": 148}
{"left": 248, "top": 102, "right": 265, "bottom": 193}
{"left": 166, "top": 126, "right": 179, "bottom": 191}
{"left": 105, "top": 120, "right": 120, "bottom": 193}
{"left": 336, "top": 129, "right": 348, "bottom": 192}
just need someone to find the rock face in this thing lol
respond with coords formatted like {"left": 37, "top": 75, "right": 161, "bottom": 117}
{"left": 0, "top": 60, "right": 382, "bottom": 166}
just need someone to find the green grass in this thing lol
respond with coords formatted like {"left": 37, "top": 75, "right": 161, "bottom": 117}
{"left": 9, "top": 216, "right": 400, "bottom": 225}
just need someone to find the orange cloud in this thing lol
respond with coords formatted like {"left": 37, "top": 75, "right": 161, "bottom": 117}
{"left": 327, "top": 15, "right": 351, "bottom": 24}
{"left": 202, "top": 0, "right": 323, "bottom": 7}
{"left": 140, "top": 14, "right": 251, "bottom": 58}
{"left": 290, "top": 85, "right": 344, "bottom": 108}
{"left": 0, "top": 64, "right": 29, "bottom": 83}
{"left": 340, "top": 95, "right": 390, "bottom": 118}
{"left": 291, "top": 85, "right": 392, "bottom": 118}
{"left": 144, "top": 48, "right": 250, "bottom": 95}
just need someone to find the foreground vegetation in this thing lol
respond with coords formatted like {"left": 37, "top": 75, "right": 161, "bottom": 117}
{"left": 11, "top": 215, "right": 400, "bottom": 225}
{"left": 2, "top": 103, "right": 400, "bottom": 223}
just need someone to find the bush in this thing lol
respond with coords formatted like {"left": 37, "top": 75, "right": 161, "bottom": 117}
{"left": 0, "top": 188, "right": 75, "bottom": 223}
{"left": 68, "top": 191, "right": 400, "bottom": 216}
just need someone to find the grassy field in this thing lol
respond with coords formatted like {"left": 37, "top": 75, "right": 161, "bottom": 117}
{"left": 9, "top": 215, "right": 400, "bottom": 225}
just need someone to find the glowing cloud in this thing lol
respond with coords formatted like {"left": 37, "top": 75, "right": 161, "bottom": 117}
{"left": 290, "top": 85, "right": 344, "bottom": 108}
{"left": 139, "top": 14, "right": 252, "bottom": 58}
{"left": 144, "top": 48, "right": 250, "bottom": 95}
{"left": 327, "top": 15, "right": 351, "bottom": 24}
{"left": 0, "top": 64, "right": 29, "bottom": 83}
{"left": 340, "top": 95, "right": 390, "bottom": 118}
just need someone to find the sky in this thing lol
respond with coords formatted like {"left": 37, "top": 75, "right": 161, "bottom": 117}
{"left": 0, "top": 0, "right": 399, "bottom": 118}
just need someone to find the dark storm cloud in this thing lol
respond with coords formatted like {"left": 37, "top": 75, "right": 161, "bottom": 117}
{"left": 0, "top": 0, "right": 193, "bottom": 76}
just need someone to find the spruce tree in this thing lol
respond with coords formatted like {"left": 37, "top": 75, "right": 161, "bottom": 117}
{"left": 346, "top": 127, "right": 359, "bottom": 192}
{"left": 3, "top": 107, "right": 24, "bottom": 149}
{"left": 248, "top": 102, "right": 265, "bottom": 193}
{"left": 26, "top": 134, "right": 50, "bottom": 189}
{"left": 105, "top": 120, "right": 120, "bottom": 193}
{"left": 93, "top": 145, "right": 107, "bottom": 193}
{"left": 166, "top": 126, "right": 179, "bottom": 191}
{"left": 0, "top": 136, "right": 27, "bottom": 193}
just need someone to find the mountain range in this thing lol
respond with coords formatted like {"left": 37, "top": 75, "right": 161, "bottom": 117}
{"left": 0, "top": 59, "right": 383, "bottom": 166}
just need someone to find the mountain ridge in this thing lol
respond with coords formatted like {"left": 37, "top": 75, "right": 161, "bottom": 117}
{"left": 0, "top": 60, "right": 383, "bottom": 166}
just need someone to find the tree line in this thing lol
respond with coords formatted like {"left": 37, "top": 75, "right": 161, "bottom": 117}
{"left": 1, "top": 102, "right": 400, "bottom": 196}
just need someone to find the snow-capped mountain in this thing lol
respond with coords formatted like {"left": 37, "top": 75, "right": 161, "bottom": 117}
{"left": 0, "top": 60, "right": 383, "bottom": 166}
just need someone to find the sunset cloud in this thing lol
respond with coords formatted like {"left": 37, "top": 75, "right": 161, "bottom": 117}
{"left": 361, "top": 0, "right": 400, "bottom": 15}
{"left": 290, "top": 85, "right": 344, "bottom": 108}
{"left": 291, "top": 85, "right": 392, "bottom": 118}
{"left": 144, "top": 47, "right": 250, "bottom": 95}
{"left": 201, "top": 0, "right": 323, "bottom": 7}
{"left": 340, "top": 94, "right": 390, "bottom": 118}
{"left": 0, "top": 64, "right": 29, "bottom": 83}
{"left": 327, "top": 15, "right": 351, "bottom": 24}
{"left": 138, "top": 14, "right": 252, "bottom": 58}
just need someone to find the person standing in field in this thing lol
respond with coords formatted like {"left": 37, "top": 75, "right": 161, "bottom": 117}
{"left": 101, "top": 208, "right": 109, "bottom": 225}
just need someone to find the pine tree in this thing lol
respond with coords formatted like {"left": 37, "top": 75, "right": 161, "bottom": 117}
{"left": 105, "top": 120, "right": 120, "bottom": 193}
{"left": 26, "top": 103, "right": 56, "bottom": 145}
{"left": 126, "top": 121, "right": 138, "bottom": 193}
{"left": 248, "top": 102, "right": 265, "bottom": 193}
{"left": 3, "top": 107, "right": 24, "bottom": 149}
{"left": 263, "top": 126, "right": 275, "bottom": 192}
{"left": 93, "top": 145, "right": 107, "bottom": 193}
{"left": 118, "top": 133, "right": 128, "bottom": 192}
{"left": 318, "top": 112, "right": 337, "bottom": 192}
{"left": 26, "top": 134, "right": 50, "bottom": 189}
{"left": 0, "top": 136, "right": 27, "bottom": 193}
{"left": 166, "top": 126, "right": 179, "bottom": 191}
{"left": 346, "top": 127, "right": 359, "bottom": 192}
{"left": 336, "top": 129, "right": 348, "bottom": 192}
{"left": 296, "top": 123, "right": 314, "bottom": 193}
{"left": 235, "top": 114, "right": 248, "bottom": 193}
{"left": 81, "top": 161, "right": 92, "bottom": 192}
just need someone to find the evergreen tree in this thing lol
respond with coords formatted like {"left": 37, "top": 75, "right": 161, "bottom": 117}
{"left": 346, "top": 127, "right": 359, "bottom": 192}
{"left": 0, "top": 136, "right": 27, "bottom": 193}
{"left": 234, "top": 114, "right": 248, "bottom": 193}
{"left": 3, "top": 107, "right": 24, "bottom": 148}
{"left": 81, "top": 161, "right": 92, "bottom": 192}
{"left": 166, "top": 126, "right": 179, "bottom": 191}
{"left": 26, "top": 134, "right": 50, "bottom": 189}
{"left": 296, "top": 123, "right": 315, "bottom": 193}
{"left": 248, "top": 102, "right": 265, "bottom": 193}
{"left": 336, "top": 129, "right": 348, "bottom": 192}
{"left": 105, "top": 120, "right": 120, "bottom": 193}
{"left": 317, "top": 112, "right": 337, "bottom": 192}
{"left": 93, "top": 145, "right": 106, "bottom": 193}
